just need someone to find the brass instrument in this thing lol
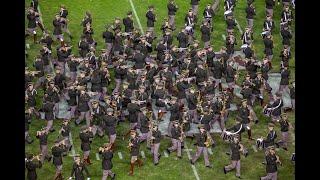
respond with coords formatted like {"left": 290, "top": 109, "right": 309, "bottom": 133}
{"left": 127, "top": 138, "right": 133, "bottom": 152}
{"left": 204, "top": 132, "right": 214, "bottom": 148}
{"left": 27, "top": 154, "right": 42, "bottom": 163}
{"left": 179, "top": 122, "right": 186, "bottom": 142}
{"left": 25, "top": 70, "right": 41, "bottom": 76}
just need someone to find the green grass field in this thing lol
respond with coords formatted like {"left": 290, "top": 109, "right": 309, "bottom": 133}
{"left": 25, "top": 0, "right": 295, "bottom": 179}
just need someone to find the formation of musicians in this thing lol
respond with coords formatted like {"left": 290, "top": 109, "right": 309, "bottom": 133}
{"left": 25, "top": 0, "right": 295, "bottom": 179}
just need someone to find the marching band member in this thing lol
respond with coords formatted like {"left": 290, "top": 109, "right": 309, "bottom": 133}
{"left": 190, "top": 125, "right": 213, "bottom": 168}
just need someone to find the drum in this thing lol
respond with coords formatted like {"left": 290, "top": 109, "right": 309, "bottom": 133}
{"left": 256, "top": 138, "right": 264, "bottom": 149}
{"left": 221, "top": 131, "right": 233, "bottom": 142}
{"left": 263, "top": 106, "right": 272, "bottom": 117}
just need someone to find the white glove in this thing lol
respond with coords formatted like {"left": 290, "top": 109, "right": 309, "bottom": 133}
{"left": 68, "top": 177, "right": 72, "bottom": 180}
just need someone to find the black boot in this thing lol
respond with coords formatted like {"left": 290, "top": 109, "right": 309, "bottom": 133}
{"left": 247, "top": 130, "right": 253, "bottom": 140}
{"left": 33, "top": 35, "right": 37, "bottom": 44}
{"left": 219, "top": 83, "right": 223, "bottom": 92}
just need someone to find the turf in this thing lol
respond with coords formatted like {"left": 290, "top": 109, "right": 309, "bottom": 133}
{"left": 25, "top": 0, "right": 295, "bottom": 179}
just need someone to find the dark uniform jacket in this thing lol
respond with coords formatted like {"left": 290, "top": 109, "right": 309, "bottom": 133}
{"left": 263, "top": 38, "right": 273, "bottom": 55}
{"left": 281, "top": 29, "right": 292, "bottom": 46}
{"left": 279, "top": 120, "right": 289, "bottom": 132}
{"left": 168, "top": 103, "right": 180, "bottom": 121}
{"left": 80, "top": 131, "right": 94, "bottom": 151}
{"left": 104, "top": 115, "right": 117, "bottom": 135}
{"left": 289, "top": 87, "right": 295, "bottom": 99}
{"left": 101, "top": 151, "right": 113, "bottom": 170}
{"left": 240, "top": 87, "right": 253, "bottom": 103}
{"left": 230, "top": 142, "right": 241, "bottom": 161}
{"left": 264, "top": 130, "right": 277, "bottom": 147}
{"left": 261, "top": 63, "right": 271, "bottom": 80}
{"left": 226, "top": 19, "right": 237, "bottom": 30}
{"left": 243, "top": 46, "right": 253, "bottom": 59}
{"left": 177, "top": 81, "right": 188, "bottom": 99}
{"left": 36, "top": 133, "right": 48, "bottom": 145}
{"left": 177, "top": 32, "right": 188, "bottom": 48}
{"left": 265, "top": 0, "right": 275, "bottom": 9}
{"left": 54, "top": 73, "right": 66, "bottom": 90}
{"left": 61, "top": 124, "right": 71, "bottom": 137}
{"left": 123, "top": 17, "right": 134, "bottom": 32}
{"left": 146, "top": 10, "right": 156, "bottom": 27}
{"left": 26, "top": 160, "right": 42, "bottom": 180}
{"left": 26, "top": 89, "right": 37, "bottom": 107}
{"left": 78, "top": 40, "right": 90, "bottom": 58}
{"left": 152, "top": 130, "right": 161, "bottom": 144}
{"left": 140, "top": 115, "right": 150, "bottom": 133}
{"left": 53, "top": 19, "right": 62, "bottom": 35}
{"left": 167, "top": 2, "right": 178, "bottom": 15}
{"left": 187, "top": 93, "right": 197, "bottom": 110}
{"left": 91, "top": 106, "right": 105, "bottom": 126}
{"left": 134, "top": 52, "right": 146, "bottom": 69}
{"left": 46, "top": 86, "right": 60, "bottom": 103}
{"left": 67, "top": 89, "right": 78, "bottom": 106}
{"left": 263, "top": 20, "right": 274, "bottom": 31}
{"left": 27, "top": 13, "right": 37, "bottom": 28}
{"left": 212, "top": 60, "right": 223, "bottom": 79}
{"left": 203, "top": 8, "right": 214, "bottom": 19}
{"left": 154, "top": 89, "right": 166, "bottom": 107}
{"left": 246, "top": 6, "right": 256, "bottom": 19}
{"left": 52, "top": 145, "right": 66, "bottom": 166}
{"left": 130, "top": 137, "right": 140, "bottom": 156}
{"left": 206, "top": 50, "right": 215, "bottom": 67}
{"left": 280, "top": 69, "right": 290, "bottom": 85}
{"left": 195, "top": 132, "right": 207, "bottom": 147}
{"left": 43, "top": 101, "right": 55, "bottom": 121}
{"left": 195, "top": 67, "right": 207, "bottom": 83}
{"left": 127, "top": 103, "right": 140, "bottom": 123}
{"left": 78, "top": 94, "right": 90, "bottom": 112}
{"left": 201, "top": 114, "right": 213, "bottom": 131}
{"left": 102, "top": 31, "right": 114, "bottom": 43}
{"left": 200, "top": 25, "right": 210, "bottom": 42}
{"left": 265, "top": 154, "right": 278, "bottom": 173}
{"left": 225, "top": 66, "right": 236, "bottom": 83}
{"left": 191, "top": 0, "right": 200, "bottom": 5}
{"left": 171, "top": 126, "right": 182, "bottom": 140}
{"left": 239, "top": 106, "right": 250, "bottom": 124}
{"left": 70, "top": 162, "right": 89, "bottom": 180}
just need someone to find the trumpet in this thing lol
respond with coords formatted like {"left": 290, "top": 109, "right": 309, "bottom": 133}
{"left": 26, "top": 154, "right": 42, "bottom": 163}
{"left": 204, "top": 132, "right": 214, "bottom": 148}
{"left": 25, "top": 70, "right": 40, "bottom": 76}
{"left": 127, "top": 139, "right": 133, "bottom": 151}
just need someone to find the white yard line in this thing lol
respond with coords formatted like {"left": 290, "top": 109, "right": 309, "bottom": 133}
{"left": 185, "top": 143, "right": 201, "bottom": 180}
{"left": 118, "top": 152, "right": 123, "bottom": 159}
{"left": 128, "top": 0, "right": 144, "bottom": 35}
{"left": 234, "top": 19, "right": 243, "bottom": 34}
{"left": 96, "top": 153, "right": 100, "bottom": 160}
{"left": 69, "top": 132, "right": 76, "bottom": 157}
{"left": 37, "top": 5, "right": 45, "bottom": 28}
